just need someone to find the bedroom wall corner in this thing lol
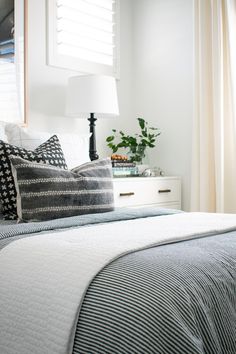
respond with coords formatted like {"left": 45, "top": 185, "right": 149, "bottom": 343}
{"left": 132, "top": 0, "right": 194, "bottom": 211}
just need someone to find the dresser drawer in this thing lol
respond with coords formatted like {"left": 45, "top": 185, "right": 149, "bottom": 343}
{"left": 113, "top": 177, "right": 181, "bottom": 208}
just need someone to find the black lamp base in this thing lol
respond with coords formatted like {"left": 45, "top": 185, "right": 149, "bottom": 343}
{"left": 88, "top": 113, "right": 99, "bottom": 161}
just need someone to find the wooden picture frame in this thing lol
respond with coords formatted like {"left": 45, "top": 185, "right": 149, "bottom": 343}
{"left": 0, "top": 0, "right": 27, "bottom": 125}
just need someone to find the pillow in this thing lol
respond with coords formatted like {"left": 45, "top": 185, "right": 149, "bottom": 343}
{"left": 5, "top": 123, "right": 90, "bottom": 169}
{"left": 10, "top": 157, "right": 114, "bottom": 222}
{"left": 0, "top": 122, "right": 7, "bottom": 142}
{"left": 0, "top": 135, "right": 67, "bottom": 220}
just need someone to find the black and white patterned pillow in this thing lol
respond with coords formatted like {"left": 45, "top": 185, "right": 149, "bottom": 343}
{"left": 0, "top": 135, "right": 67, "bottom": 220}
{"left": 10, "top": 157, "right": 114, "bottom": 222}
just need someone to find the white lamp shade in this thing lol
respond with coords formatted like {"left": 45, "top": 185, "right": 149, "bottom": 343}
{"left": 66, "top": 75, "right": 119, "bottom": 118}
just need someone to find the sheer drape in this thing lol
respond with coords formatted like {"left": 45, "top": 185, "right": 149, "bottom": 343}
{"left": 191, "top": 0, "right": 236, "bottom": 212}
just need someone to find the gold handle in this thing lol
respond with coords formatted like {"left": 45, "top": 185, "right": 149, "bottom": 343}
{"left": 119, "top": 192, "right": 135, "bottom": 197}
{"left": 158, "top": 189, "right": 171, "bottom": 193}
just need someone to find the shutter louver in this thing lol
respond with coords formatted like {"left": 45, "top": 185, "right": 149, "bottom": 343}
{"left": 47, "top": 0, "right": 119, "bottom": 76}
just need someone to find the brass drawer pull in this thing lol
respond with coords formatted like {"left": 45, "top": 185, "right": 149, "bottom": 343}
{"left": 158, "top": 189, "right": 171, "bottom": 193}
{"left": 119, "top": 192, "right": 135, "bottom": 197}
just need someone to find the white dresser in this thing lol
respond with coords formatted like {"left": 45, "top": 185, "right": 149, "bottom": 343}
{"left": 113, "top": 176, "right": 181, "bottom": 210}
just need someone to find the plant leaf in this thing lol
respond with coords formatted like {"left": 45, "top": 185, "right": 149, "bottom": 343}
{"left": 138, "top": 118, "right": 145, "bottom": 130}
{"left": 106, "top": 136, "right": 114, "bottom": 142}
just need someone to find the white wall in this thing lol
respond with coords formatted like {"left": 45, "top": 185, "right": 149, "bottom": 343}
{"left": 27, "top": 0, "right": 134, "bottom": 156}
{"left": 132, "top": 0, "right": 194, "bottom": 210}
{"left": 27, "top": 0, "right": 193, "bottom": 210}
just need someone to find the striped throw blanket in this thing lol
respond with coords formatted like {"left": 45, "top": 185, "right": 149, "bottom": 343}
{"left": 0, "top": 208, "right": 236, "bottom": 354}
{"left": 74, "top": 229, "right": 236, "bottom": 354}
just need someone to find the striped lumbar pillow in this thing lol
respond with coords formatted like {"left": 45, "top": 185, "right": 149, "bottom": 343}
{"left": 10, "top": 157, "right": 114, "bottom": 222}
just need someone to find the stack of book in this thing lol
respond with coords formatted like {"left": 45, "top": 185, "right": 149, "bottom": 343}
{"left": 112, "top": 159, "right": 138, "bottom": 177}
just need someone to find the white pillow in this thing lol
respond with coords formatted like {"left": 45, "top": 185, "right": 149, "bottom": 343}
{"left": 0, "top": 121, "right": 7, "bottom": 142}
{"left": 5, "top": 124, "right": 90, "bottom": 169}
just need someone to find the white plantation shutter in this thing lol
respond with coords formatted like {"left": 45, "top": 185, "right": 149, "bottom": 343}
{"left": 0, "top": 39, "right": 24, "bottom": 124}
{"left": 47, "top": 0, "right": 120, "bottom": 77}
{"left": 0, "top": 62, "right": 21, "bottom": 122}
{"left": 0, "top": 0, "right": 25, "bottom": 124}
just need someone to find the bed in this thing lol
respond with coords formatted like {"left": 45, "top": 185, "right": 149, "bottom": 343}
{"left": 0, "top": 122, "right": 236, "bottom": 353}
{"left": 1, "top": 207, "right": 236, "bottom": 354}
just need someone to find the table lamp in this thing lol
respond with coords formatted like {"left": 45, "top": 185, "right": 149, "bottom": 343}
{"left": 66, "top": 75, "right": 119, "bottom": 161}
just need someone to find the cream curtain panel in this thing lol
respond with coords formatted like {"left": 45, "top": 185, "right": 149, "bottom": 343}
{"left": 191, "top": 0, "right": 236, "bottom": 212}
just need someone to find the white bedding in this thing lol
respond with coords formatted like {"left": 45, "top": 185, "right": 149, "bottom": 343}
{"left": 1, "top": 212, "right": 236, "bottom": 354}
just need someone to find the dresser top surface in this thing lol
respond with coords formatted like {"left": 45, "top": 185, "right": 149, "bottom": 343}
{"left": 113, "top": 176, "right": 181, "bottom": 182}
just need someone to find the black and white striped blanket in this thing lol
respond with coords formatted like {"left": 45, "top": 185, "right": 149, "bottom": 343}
{"left": 1, "top": 208, "right": 236, "bottom": 354}
{"left": 75, "top": 229, "right": 236, "bottom": 354}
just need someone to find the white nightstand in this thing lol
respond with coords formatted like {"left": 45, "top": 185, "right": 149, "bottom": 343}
{"left": 113, "top": 176, "right": 181, "bottom": 210}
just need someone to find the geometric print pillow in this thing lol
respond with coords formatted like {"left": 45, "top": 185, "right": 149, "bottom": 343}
{"left": 0, "top": 135, "right": 67, "bottom": 220}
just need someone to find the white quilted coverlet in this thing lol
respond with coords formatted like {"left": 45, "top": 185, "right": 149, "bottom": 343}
{"left": 1, "top": 212, "right": 236, "bottom": 354}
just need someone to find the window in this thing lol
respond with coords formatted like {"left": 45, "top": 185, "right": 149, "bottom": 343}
{"left": 47, "top": 0, "right": 120, "bottom": 77}
{"left": 0, "top": 0, "right": 26, "bottom": 124}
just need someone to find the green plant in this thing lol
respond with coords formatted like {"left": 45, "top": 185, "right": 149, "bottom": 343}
{"left": 106, "top": 118, "right": 161, "bottom": 163}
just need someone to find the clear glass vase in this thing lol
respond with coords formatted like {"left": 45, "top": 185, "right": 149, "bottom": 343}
{"left": 128, "top": 145, "right": 146, "bottom": 164}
